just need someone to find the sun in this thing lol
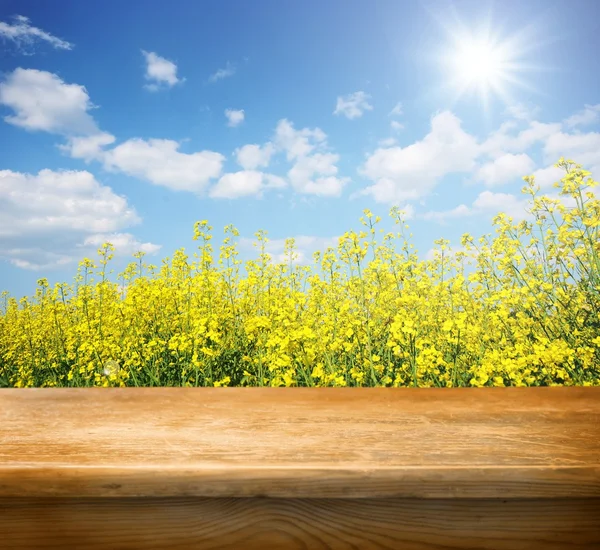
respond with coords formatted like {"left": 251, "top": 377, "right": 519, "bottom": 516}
{"left": 429, "top": 10, "right": 544, "bottom": 111}
{"left": 453, "top": 37, "right": 508, "bottom": 90}
{"left": 442, "top": 30, "right": 518, "bottom": 107}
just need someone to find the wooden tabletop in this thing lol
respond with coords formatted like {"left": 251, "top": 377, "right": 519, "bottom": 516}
{"left": 1, "top": 387, "right": 599, "bottom": 499}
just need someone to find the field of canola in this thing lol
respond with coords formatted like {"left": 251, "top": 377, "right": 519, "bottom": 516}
{"left": 1, "top": 158, "right": 599, "bottom": 388}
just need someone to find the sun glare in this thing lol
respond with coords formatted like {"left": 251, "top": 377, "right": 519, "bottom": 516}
{"left": 454, "top": 38, "right": 507, "bottom": 88}
{"left": 431, "top": 10, "right": 544, "bottom": 111}
{"left": 443, "top": 31, "right": 516, "bottom": 106}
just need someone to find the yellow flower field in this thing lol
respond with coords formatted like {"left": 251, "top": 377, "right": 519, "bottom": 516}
{"left": 1, "top": 158, "right": 599, "bottom": 388}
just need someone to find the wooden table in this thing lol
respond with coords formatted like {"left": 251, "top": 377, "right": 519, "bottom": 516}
{"left": 1, "top": 387, "right": 599, "bottom": 549}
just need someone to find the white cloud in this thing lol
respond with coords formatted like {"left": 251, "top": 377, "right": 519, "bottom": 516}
{"left": 367, "top": 102, "right": 600, "bottom": 217}
{"left": 58, "top": 132, "right": 116, "bottom": 162}
{"left": 504, "top": 103, "right": 540, "bottom": 121}
{"left": 274, "top": 119, "right": 326, "bottom": 160}
{"left": 273, "top": 119, "right": 348, "bottom": 196}
{"left": 288, "top": 153, "right": 338, "bottom": 183}
{"left": 0, "top": 68, "right": 98, "bottom": 135}
{"left": 0, "top": 169, "right": 139, "bottom": 237}
{"left": 564, "top": 104, "right": 600, "bottom": 128}
{"left": 210, "top": 118, "right": 349, "bottom": 199}
{"left": 421, "top": 204, "right": 472, "bottom": 224}
{"left": 225, "top": 108, "right": 245, "bottom": 127}
{"left": 8, "top": 252, "right": 75, "bottom": 272}
{"left": 0, "top": 69, "right": 229, "bottom": 198}
{"left": 543, "top": 129, "right": 600, "bottom": 175}
{"left": 481, "top": 120, "right": 561, "bottom": 159}
{"left": 0, "top": 68, "right": 224, "bottom": 193}
{"left": 474, "top": 153, "right": 535, "bottom": 187}
{"left": 378, "top": 137, "right": 397, "bottom": 147}
{"left": 475, "top": 105, "right": 600, "bottom": 193}
{"left": 391, "top": 120, "right": 404, "bottom": 132}
{"left": 333, "top": 91, "right": 373, "bottom": 120}
{"left": 142, "top": 50, "right": 184, "bottom": 90}
{"left": 532, "top": 130, "right": 600, "bottom": 203}
{"left": 530, "top": 165, "right": 565, "bottom": 189}
{"left": 422, "top": 191, "right": 530, "bottom": 224}
{"left": 209, "top": 62, "right": 235, "bottom": 83}
{"left": 472, "top": 191, "right": 529, "bottom": 219}
{"left": 389, "top": 102, "right": 403, "bottom": 117}
{"left": 295, "top": 175, "right": 348, "bottom": 197}
{"left": 0, "top": 169, "right": 156, "bottom": 270}
{"left": 209, "top": 171, "right": 263, "bottom": 198}
{"left": 0, "top": 14, "right": 72, "bottom": 52}
{"left": 263, "top": 173, "right": 287, "bottom": 189}
{"left": 235, "top": 143, "right": 274, "bottom": 170}
{"left": 79, "top": 233, "right": 161, "bottom": 256}
{"left": 359, "top": 111, "right": 479, "bottom": 203}
{"left": 287, "top": 153, "right": 347, "bottom": 196}
{"left": 102, "top": 138, "right": 224, "bottom": 192}
{"left": 209, "top": 170, "right": 286, "bottom": 199}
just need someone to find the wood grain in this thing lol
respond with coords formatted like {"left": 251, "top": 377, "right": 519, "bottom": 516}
{"left": 1, "top": 388, "right": 599, "bottom": 499}
{"left": 2, "top": 496, "right": 599, "bottom": 549}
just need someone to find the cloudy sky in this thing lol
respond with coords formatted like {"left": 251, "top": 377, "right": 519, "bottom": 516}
{"left": 1, "top": 0, "right": 599, "bottom": 299}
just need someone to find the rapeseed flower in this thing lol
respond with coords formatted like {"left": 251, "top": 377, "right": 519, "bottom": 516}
{"left": 0, "top": 159, "right": 599, "bottom": 387}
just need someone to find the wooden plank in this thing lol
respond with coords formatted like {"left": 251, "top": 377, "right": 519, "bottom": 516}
{"left": 2, "top": 496, "right": 599, "bottom": 549}
{"left": 1, "top": 388, "right": 599, "bottom": 499}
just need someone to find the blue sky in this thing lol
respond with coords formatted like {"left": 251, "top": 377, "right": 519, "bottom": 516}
{"left": 1, "top": 0, "right": 599, "bottom": 299}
